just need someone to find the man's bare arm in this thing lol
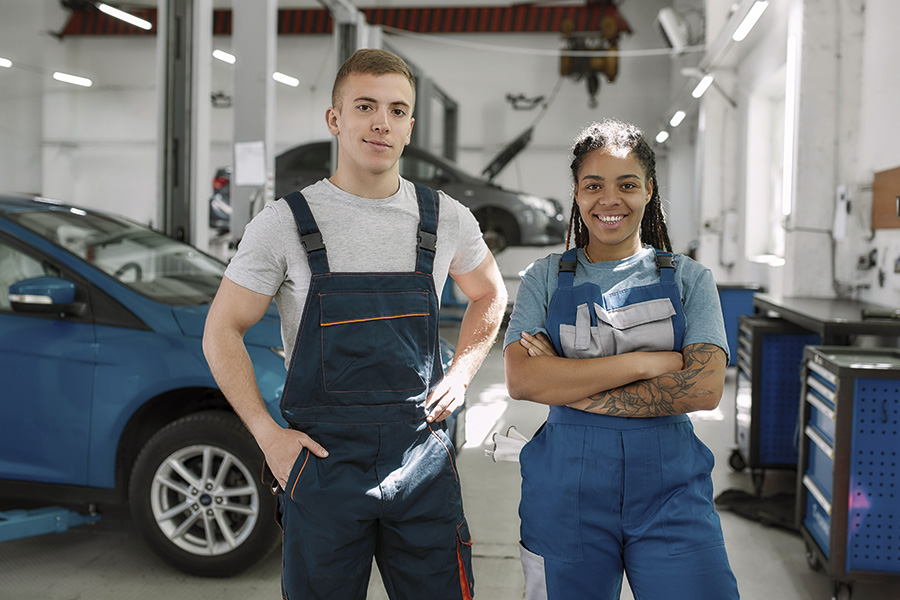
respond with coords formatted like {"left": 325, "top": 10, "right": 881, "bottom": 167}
{"left": 426, "top": 253, "right": 507, "bottom": 422}
{"left": 203, "top": 277, "right": 328, "bottom": 490}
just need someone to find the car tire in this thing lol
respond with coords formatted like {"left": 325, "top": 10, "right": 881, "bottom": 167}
{"left": 474, "top": 207, "right": 520, "bottom": 253}
{"left": 128, "top": 410, "right": 279, "bottom": 577}
{"left": 481, "top": 229, "right": 508, "bottom": 254}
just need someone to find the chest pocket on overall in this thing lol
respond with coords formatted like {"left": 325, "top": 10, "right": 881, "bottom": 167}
{"left": 319, "top": 287, "right": 431, "bottom": 393}
{"left": 553, "top": 248, "right": 684, "bottom": 360}
{"left": 559, "top": 296, "right": 676, "bottom": 358}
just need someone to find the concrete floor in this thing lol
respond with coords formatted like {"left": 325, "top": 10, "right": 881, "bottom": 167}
{"left": 3, "top": 271, "right": 900, "bottom": 599}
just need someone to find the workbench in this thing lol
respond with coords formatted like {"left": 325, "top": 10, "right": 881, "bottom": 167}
{"left": 729, "top": 293, "right": 900, "bottom": 491}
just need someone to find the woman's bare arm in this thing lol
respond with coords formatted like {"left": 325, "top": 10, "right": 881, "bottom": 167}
{"left": 566, "top": 343, "right": 726, "bottom": 416}
{"left": 504, "top": 332, "right": 683, "bottom": 406}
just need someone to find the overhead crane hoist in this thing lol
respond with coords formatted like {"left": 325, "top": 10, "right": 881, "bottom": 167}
{"left": 557, "top": 0, "right": 632, "bottom": 108}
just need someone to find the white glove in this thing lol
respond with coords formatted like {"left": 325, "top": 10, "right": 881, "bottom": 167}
{"left": 484, "top": 426, "right": 530, "bottom": 463}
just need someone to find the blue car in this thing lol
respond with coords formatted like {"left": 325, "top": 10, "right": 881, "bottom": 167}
{"left": 0, "top": 194, "right": 461, "bottom": 577}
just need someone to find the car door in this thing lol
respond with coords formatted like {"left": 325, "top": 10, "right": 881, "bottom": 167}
{"left": 0, "top": 234, "right": 96, "bottom": 486}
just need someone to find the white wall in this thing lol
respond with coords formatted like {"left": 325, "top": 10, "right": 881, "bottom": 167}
{"left": 4, "top": 1, "right": 679, "bottom": 244}
{"left": 42, "top": 36, "right": 161, "bottom": 225}
{"left": 846, "top": 0, "right": 900, "bottom": 307}
{"left": 17, "top": 0, "right": 900, "bottom": 316}
{"left": 692, "top": 0, "right": 900, "bottom": 312}
{"left": 0, "top": 1, "right": 68, "bottom": 197}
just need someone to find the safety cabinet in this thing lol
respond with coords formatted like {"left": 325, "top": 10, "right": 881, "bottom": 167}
{"left": 731, "top": 315, "right": 821, "bottom": 494}
{"left": 796, "top": 346, "right": 900, "bottom": 600}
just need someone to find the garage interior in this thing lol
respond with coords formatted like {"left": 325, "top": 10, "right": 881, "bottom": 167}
{"left": 2, "top": 1, "right": 900, "bottom": 599}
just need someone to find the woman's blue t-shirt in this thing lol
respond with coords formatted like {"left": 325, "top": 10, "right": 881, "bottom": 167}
{"left": 504, "top": 246, "right": 729, "bottom": 362}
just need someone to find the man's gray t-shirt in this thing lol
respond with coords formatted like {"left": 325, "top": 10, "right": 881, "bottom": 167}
{"left": 225, "top": 178, "right": 489, "bottom": 367}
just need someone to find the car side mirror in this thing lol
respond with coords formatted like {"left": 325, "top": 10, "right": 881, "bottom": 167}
{"left": 9, "top": 276, "right": 85, "bottom": 317}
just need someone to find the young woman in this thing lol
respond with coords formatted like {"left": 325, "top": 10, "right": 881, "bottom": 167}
{"left": 504, "top": 119, "right": 740, "bottom": 599}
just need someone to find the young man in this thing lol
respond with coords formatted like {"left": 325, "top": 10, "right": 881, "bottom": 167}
{"left": 203, "top": 49, "right": 507, "bottom": 599}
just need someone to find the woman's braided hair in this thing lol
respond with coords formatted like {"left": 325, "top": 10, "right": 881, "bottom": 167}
{"left": 566, "top": 119, "right": 672, "bottom": 252}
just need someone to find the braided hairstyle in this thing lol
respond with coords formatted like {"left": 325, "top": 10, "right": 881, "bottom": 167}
{"left": 566, "top": 119, "right": 672, "bottom": 252}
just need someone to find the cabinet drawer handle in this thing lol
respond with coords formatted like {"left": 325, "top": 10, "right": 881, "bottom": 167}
{"left": 805, "top": 425, "right": 834, "bottom": 460}
{"left": 803, "top": 474, "right": 832, "bottom": 515}
{"left": 805, "top": 392, "right": 835, "bottom": 421}
{"left": 806, "top": 375, "right": 835, "bottom": 404}
{"left": 806, "top": 360, "right": 837, "bottom": 387}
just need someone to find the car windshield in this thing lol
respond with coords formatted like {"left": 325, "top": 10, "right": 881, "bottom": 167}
{"left": 8, "top": 207, "right": 225, "bottom": 305}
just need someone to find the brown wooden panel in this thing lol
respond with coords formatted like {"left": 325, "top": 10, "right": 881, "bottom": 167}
{"left": 872, "top": 165, "right": 900, "bottom": 230}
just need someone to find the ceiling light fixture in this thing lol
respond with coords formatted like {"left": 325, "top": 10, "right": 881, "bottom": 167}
{"left": 669, "top": 110, "right": 686, "bottom": 127}
{"left": 691, "top": 74, "right": 714, "bottom": 98}
{"left": 53, "top": 71, "right": 93, "bottom": 87}
{"left": 212, "top": 49, "right": 236, "bottom": 64}
{"left": 97, "top": 3, "right": 152, "bottom": 31}
{"left": 732, "top": 1, "right": 769, "bottom": 42}
{"left": 0, "top": 57, "right": 11, "bottom": 68}
{"left": 273, "top": 72, "right": 300, "bottom": 87}
{"left": 655, "top": 130, "right": 670, "bottom": 143}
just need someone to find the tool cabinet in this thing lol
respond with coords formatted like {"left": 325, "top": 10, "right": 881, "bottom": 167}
{"left": 796, "top": 346, "right": 900, "bottom": 600}
{"left": 730, "top": 315, "right": 821, "bottom": 494}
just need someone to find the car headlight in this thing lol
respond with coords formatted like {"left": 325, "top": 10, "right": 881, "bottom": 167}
{"left": 517, "top": 193, "right": 558, "bottom": 217}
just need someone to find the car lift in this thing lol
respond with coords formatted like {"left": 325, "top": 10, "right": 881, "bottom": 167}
{"left": 0, "top": 506, "right": 101, "bottom": 542}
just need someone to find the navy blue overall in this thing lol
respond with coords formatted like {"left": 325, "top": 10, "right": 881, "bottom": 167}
{"left": 518, "top": 248, "right": 739, "bottom": 600}
{"left": 276, "top": 185, "right": 474, "bottom": 600}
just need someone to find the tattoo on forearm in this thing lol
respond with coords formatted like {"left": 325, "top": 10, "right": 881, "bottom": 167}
{"left": 579, "top": 343, "right": 721, "bottom": 417}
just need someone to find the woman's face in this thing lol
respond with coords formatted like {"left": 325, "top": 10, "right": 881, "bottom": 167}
{"left": 574, "top": 148, "right": 653, "bottom": 261}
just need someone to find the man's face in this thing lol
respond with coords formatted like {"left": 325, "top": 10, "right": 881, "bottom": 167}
{"left": 326, "top": 72, "right": 415, "bottom": 177}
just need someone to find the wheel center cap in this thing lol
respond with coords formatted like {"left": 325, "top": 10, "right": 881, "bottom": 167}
{"left": 199, "top": 494, "right": 213, "bottom": 506}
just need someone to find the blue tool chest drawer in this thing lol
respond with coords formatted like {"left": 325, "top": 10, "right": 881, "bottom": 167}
{"left": 796, "top": 346, "right": 900, "bottom": 599}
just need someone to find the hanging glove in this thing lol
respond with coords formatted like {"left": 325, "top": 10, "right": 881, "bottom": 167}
{"left": 485, "top": 426, "right": 530, "bottom": 463}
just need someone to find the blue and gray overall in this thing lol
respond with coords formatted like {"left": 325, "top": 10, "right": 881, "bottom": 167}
{"left": 518, "top": 248, "right": 739, "bottom": 600}
{"left": 276, "top": 184, "right": 474, "bottom": 600}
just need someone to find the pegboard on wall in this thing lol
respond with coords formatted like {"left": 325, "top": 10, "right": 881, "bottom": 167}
{"left": 847, "top": 378, "right": 900, "bottom": 573}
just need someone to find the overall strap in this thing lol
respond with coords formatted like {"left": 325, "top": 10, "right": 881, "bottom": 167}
{"left": 557, "top": 248, "right": 578, "bottom": 288}
{"left": 413, "top": 183, "right": 439, "bottom": 275}
{"left": 547, "top": 247, "right": 580, "bottom": 356}
{"left": 283, "top": 191, "right": 330, "bottom": 275}
{"left": 655, "top": 249, "right": 676, "bottom": 283}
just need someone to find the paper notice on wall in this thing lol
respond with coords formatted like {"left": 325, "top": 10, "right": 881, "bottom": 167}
{"left": 233, "top": 141, "right": 266, "bottom": 186}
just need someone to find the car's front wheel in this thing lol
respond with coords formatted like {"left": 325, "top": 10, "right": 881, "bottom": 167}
{"left": 128, "top": 411, "right": 278, "bottom": 577}
{"left": 474, "top": 206, "right": 520, "bottom": 253}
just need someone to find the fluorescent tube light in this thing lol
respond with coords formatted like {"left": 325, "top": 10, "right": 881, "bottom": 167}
{"left": 0, "top": 57, "right": 11, "bottom": 68}
{"left": 212, "top": 49, "right": 236, "bottom": 64}
{"left": 273, "top": 72, "right": 300, "bottom": 87}
{"left": 782, "top": 35, "right": 798, "bottom": 217}
{"left": 732, "top": 1, "right": 769, "bottom": 42}
{"left": 669, "top": 110, "right": 686, "bottom": 127}
{"left": 53, "top": 71, "right": 93, "bottom": 87}
{"left": 691, "top": 74, "right": 714, "bottom": 98}
{"left": 655, "top": 130, "right": 670, "bottom": 143}
{"left": 97, "top": 3, "right": 152, "bottom": 31}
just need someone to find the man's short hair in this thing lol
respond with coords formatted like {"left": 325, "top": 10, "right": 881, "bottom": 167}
{"left": 331, "top": 48, "right": 416, "bottom": 111}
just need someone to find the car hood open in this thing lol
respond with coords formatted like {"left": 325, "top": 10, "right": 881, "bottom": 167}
{"left": 480, "top": 126, "right": 533, "bottom": 183}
